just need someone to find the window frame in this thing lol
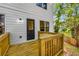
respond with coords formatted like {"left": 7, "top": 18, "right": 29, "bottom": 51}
{"left": 40, "top": 21, "right": 49, "bottom": 32}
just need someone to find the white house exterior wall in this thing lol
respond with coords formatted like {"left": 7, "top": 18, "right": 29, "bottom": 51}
{"left": 0, "top": 3, "right": 54, "bottom": 45}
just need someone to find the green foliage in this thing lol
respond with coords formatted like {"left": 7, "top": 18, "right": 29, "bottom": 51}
{"left": 54, "top": 4, "right": 63, "bottom": 33}
{"left": 62, "top": 4, "right": 79, "bottom": 29}
{"left": 54, "top": 3, "right": 79, "bottom": 40}
{"left": 54, "top": 3, "right": 79, "bottom": 30}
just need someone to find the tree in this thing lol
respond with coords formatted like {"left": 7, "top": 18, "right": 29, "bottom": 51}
{"left": 63, "top": 4, "right": 79, "bottom": 47}
{"left": 54, "top": 4, "right": 64, "bottom": 33}
{"left": 55, "top": 3, "right": 79, "bottom": 47}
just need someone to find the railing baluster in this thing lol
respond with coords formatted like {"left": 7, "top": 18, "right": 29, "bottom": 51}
{"left": 39, "top": 32, "right": 63, "bottom": 56}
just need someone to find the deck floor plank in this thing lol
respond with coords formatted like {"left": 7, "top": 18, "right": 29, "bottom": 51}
{"left": 6, "top": 40, "right": 39, "bottom": 56}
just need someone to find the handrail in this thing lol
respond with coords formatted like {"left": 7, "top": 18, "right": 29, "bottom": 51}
{"left": 0, "top": 33, "right": 9, "bottom": 42}
{"left": 64, "top": 36, "right": 77, "bottom": 47}
{"left": 0, "top": 32, "right": 10, "bottom": 56}
{"left": 38, "top": 32, "right": 63, "bottom": 56}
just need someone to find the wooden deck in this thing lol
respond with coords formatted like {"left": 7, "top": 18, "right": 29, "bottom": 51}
{"left": 6, "top": 40, "right": 39, "bottom": 56}
{"left": 0, "top": 32, "right": 63, "bottom": 56}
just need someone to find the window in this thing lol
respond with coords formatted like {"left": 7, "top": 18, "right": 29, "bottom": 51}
{"left": 36, "top": 3, "right": 42, "bottom": 7}
{"left": 36, "top": 3, "right": 47, "bottom": 10}
{"left": 45, "top": 22, "right": 49, "bottom": 32}
{"left": 0, "top": 14, "right": 5, "bottom": 35}
{"left": 40, "top": 21, "right": 49, "bottom": 32}
{"left": 42, "top": 3, "right": 47, "bottom": 9}
{"left": 40, "top": 21, "right": 45, "bottom": 31}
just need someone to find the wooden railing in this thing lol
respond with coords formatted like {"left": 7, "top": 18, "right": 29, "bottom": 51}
{"left": 0, "top": 33, "right": 9, "bottom": 56}
{"left": 64, "top": 36, "right": 77, "bottom": 47}
{"left": 38, "top": 32, "right": 63, "bottom": 56}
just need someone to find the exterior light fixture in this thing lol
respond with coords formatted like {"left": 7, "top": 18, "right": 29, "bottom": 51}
{"left": 17, "top": 18, "right": 24, "bottom": 24}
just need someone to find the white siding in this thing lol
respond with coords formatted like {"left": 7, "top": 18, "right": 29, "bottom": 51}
{"left": 0, "top": 3, "right": 54, "bottom": 45}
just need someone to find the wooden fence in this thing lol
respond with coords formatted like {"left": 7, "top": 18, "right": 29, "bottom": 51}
{"left": 38, "top": 32, "right": 63, "bottom": 56}
{"left": 0, "top": 33, "right": 9, "bottom": 56}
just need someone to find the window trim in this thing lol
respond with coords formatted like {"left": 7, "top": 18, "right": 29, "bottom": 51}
{"left": 40, "top": 21, "right": 49, "bottom": 32}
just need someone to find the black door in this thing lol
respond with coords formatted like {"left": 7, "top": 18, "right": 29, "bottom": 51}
{"left": 27, "top": 19, "right": 35, "bottom": 40}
